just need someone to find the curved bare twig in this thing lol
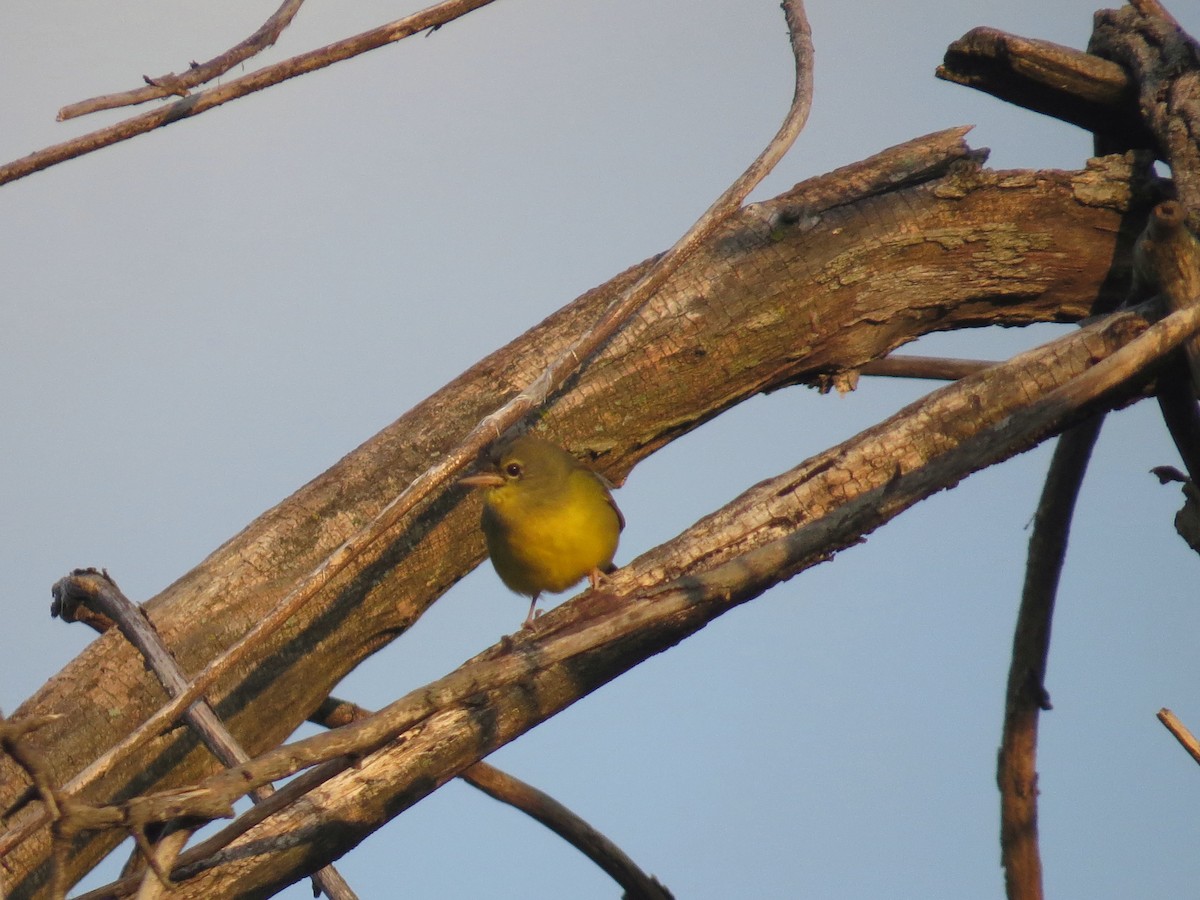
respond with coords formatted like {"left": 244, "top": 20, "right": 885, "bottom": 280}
{"left": 998, "top": 415, "right": 1103, "bottom": 900}
{"left": 57, "top": 0, "right": 307, "bottom": 120}
{"left": 310, "top": 698, "right": 674, "bottom": 900}
{"left": 51, "top": 571, "right": 358, "bottom": 900}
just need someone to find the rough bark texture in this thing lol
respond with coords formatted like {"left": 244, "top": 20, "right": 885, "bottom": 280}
{"left": 1091, "top": 7, "right": 1200, "bottom": 220}
{"left": 144, "top": 304, "right": 1162, "bottom": 897}
{"left": 0, "top": 136, "right": 1144, "bottom": 896}
{"left": 938, "top": 27, "right": 1153, "bottom": 149}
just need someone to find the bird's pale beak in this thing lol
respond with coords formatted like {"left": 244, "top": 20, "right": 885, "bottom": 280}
{"left": 459, "top": 473, "right": 505, "bottom": 489}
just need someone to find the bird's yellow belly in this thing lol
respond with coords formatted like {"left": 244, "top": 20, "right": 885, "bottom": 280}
{"left": 484, "top": 491, "right": 619, "bottom": 597}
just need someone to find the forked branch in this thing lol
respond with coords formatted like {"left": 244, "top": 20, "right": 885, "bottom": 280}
{"left": 57, "top": 0, "right": 307, "bottom": 120}
{"left": 50, "top": 570, "right": 358, "bottom": 900}
{"left": 0, "top": 0, "right": 500, "bottom": 187}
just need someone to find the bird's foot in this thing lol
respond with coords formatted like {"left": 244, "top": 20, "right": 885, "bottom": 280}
{"left": 522, "top": 597, "right": 543, "bottom": 629}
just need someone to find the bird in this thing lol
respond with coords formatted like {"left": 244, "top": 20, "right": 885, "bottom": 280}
{"left": 460, "top": 434, "right": 624, "bottom": 627}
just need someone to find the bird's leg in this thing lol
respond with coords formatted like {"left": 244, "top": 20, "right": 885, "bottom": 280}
{"left": 587, "top": 568, "right": 609, "bottom": 591}
{"left": 522, "top": 593, "right": 542, "bottom": 629}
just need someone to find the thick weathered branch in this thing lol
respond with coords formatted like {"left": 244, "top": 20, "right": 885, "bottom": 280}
{"left": 938, "top": 28, "right": 1151, "bottom": 147}
{"left": 54, "top": 300, "right": 1195, "bottom": 897}
{"left": 58, "top": 0, "right": 307, "bottom": 120}
{"left": 1090, "top": 7, "right": 1200, "bottom": 222}
{"left": 0, "top": 141, "right": 1140, "bottom": 895}
{"left": 1134, "top": 201, "right": 1200, "bottom": 390}
{"left": 132, "top": 828, "right": 186, "bottom": 900}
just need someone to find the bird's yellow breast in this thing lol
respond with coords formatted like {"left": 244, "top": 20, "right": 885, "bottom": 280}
{"left": 481, "top": 467, "right": 621, "bottom": 597}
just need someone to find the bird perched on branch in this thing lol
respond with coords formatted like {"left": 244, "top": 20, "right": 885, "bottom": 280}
{"left": 460, "top": 434, "right": 624, "bottom": 627}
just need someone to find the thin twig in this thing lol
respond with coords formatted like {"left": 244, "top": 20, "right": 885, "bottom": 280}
{"left": 0, "top": 0, "right": 500, "bottom": 187}
{"left": 310, "top": 698, "right": 674, "bottom": 900}
{"left": 43, "top": 0, "right": 814, "bottom": 821}
{"left": 491, "top": 0, "right": 812, "bottom": 437}
{"left": 462, "top": 763, "right": 675, "bottom": 900}
{"left": 1158, "top": 708, "right": 1200, "bottom": 765}
{"left": 58, "top": 0, "right": 307, "bottom": 120}
{"left": 998, "top": 415, "right": 1104, "bottom": 900}
{"left": 50, "top": 570, "right": 358, "bottom": 900}
{"left": 71, "top": 759, "right": 353, "bottom": 900}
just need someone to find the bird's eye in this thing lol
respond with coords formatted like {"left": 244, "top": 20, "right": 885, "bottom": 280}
{"left": 505, "top": 462, "right": 522, "bottom": 478}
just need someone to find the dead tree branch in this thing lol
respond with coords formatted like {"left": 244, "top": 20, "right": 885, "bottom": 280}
{"left": 1134, "top": 202, "right": 1200, "bottom": 384}
{"left": 49, "top": 570, "right": 358, "bottom": 899}
{"left": 0, "top": 139, "right": 1141, "bottom": 893}
{"left": 311, "top": 697, "right": 675, "bottom": 900}
{"left": 0, "top": 0, "right": 499, "bottom": 187}
{"left": 58, "top": 0, "right": 307, "bottom": 120}
{"left": 937, "top": 28, "right": 1150, "bottom": 147}
{"left": 1158, "top": 708, "right": 1200, "bottom": 765}
{"left": 42, "top": 298, "right": 1199, "bottom": 896}
{"left": 859, "top": 355, "right": 998, "bottom": 381}
{"left": 1091, "top": 7, "right": 1200, "bottom": 222}
{"left": 998, "top": 415, "right": 1104, "bottom": 900}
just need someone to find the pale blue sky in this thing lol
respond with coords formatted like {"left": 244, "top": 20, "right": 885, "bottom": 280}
{"left": 3, "top": 1, "right": 1199, "bottom": 897}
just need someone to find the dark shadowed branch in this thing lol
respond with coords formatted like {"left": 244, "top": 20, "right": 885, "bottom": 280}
{"left": 937, "top": 28, "right": 1151, "bottom": 146}
{"left": 997, "top": 415, "right": 1103, "bottom": 900}
{"left": 1090, "top": 6, "right": 1200, "bottom": 221}
{"left": 311, "top": 697, "right": 675, "bottom": 900}
{"left": 860, "top": 355, "right": 998, "bottom": 382}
